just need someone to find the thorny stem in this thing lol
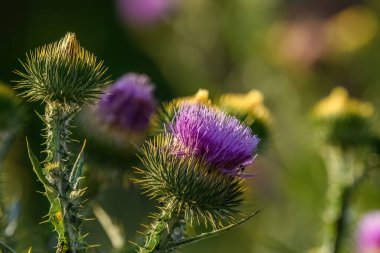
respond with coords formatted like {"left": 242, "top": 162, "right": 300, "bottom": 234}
{"left": 44, "top": 102, "right": 84, "bottom": 253}
{"left": 318, "top": 147, "right": 366, "bottom": 253}
{"left": 139, "top": 200, "right": 183, "bottom": 253}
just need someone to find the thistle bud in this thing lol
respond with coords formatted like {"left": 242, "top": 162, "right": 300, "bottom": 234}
{"left": 15, "top": 32, "right": 110, "bottom": 105}
{"left": 312, "top": 87, "right": 375, "bottom": 147}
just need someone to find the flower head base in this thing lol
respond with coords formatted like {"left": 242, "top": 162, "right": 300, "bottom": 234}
{"left": 97, "top": 73, "right": 156, "bottom": 132}
{"left": 135, "top": 134, "right": 246, "bottom": 228}
{"left": 357, "top": 212, "right": 380, "bottom": 253}
{"left": 170, "top": 104, "right": 259, "bottom": 176}
{"left": 15, "top": 32, "right": 110, "bottom": 105}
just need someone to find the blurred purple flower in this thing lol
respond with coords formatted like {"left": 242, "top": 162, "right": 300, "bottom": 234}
{"left": 117, "top": 0, "right": 174, "bottom": 27}
{"left": 170, "top": 104, "right": 259, "bottom": 176}
{"left": 357, "top": 212, "right": 380, "bottom": 253}
{"left": 97, "top": 73, "right": 155, "bottom": 132}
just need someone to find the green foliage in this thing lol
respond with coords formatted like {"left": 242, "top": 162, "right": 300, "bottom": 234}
{"left": 0, "top": 241, "right": 16, "bottom": 253}
{"left": 135, "top": 134, "right": 246, "bottom": 229}
{"left": 14, "top": 32, "right": 110, "bottom": 105}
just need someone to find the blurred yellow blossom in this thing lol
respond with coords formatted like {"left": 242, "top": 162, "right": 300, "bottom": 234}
{"left": 176, "top": 89, "right": 211, "bottom": 105}
{"left": 219, "top": 89, "right": 272, "bottom": 125}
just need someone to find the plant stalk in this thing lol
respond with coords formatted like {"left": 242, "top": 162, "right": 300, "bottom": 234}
{"left": 44, "top": 102, "right": 83, "bottom": 253}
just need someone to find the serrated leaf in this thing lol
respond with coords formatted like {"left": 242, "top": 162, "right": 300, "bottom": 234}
{"left": 26, "top": 138, "right": 53, "bottom": 192}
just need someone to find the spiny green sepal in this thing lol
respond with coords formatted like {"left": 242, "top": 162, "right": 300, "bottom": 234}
{"left": 14, "top": 32, "right": 110, "bottom": 105}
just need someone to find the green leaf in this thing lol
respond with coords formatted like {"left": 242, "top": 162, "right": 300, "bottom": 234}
{"left": 0, "top": 241, "right": 17, "bottom": 253}
{"left": 26, "top": 138, "right": 53, "bottom": 192}
{"left": 70, "top": 139, "right": 86, "bottom": 190}
{"left": 165, "top": 211, "right": 260, "bottom": 251}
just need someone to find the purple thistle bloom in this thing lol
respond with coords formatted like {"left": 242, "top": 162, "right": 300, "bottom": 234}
{"left": 116, "top": 0, "right": 174, "bottom": 27}
{"left": 170, "top": 103, "right": 259, "bottom": 176}
{"left": 357, "top": 212, "right": 380, "bottom": 253}
{"left": 97, "top": 73, "right": 156, "bottom": 132}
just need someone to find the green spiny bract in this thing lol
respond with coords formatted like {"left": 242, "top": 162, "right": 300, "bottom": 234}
{"left": 14, "top": 32, "right": 110, "bottom": 105}
{"left": 135, "top": 134, "right": 246, "bottom": 229}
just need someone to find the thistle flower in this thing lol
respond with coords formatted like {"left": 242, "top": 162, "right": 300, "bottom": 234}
{"left": 136, "top": 134, "right": 246, "bottom": 228}
{"left": 136, "top": 104, "right": 260, "bottom": 252}
{"left": 313, "top": 87, "right": 374, "bottom": 119}
{"left": 357, "top": 212, "right": 380, "bottom": 253}
{"left": 117, "top": 0, "right": 174, "bottom": 27}
{"left": 312, "top": 87, "right": 375, "bottom": 147}
{"left": 15, "top": 32, "right": 109, "bottom": 105}
{"left": 170, "top": 103, "right": 260, "bottom": 176}
{"left": 97, "top": 73, "right": 156, "bottom": 132}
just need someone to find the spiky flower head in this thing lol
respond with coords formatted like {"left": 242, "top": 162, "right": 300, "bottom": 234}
{"left": 136, "top": 134, "right": 246, "bottom": 228}
{"left": 218, "top": 89, "right": 272, "bottom": 146}
{"left": 170, "top": 103, "right": 260, "bottom": 176}
{"left": 97, "top": 73, "right": 156, "bottom": 132}
{"left": 15, "top": 32, "right": 110, "bottom": 105}
{"left": 312, "top": 87, "right": 376, "bottom": 147}
{"left": 357, "top": 212, "right": 380, "bottom": 253}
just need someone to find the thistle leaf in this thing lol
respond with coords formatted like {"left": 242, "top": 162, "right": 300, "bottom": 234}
{"left": 164, "top": 211, "right": 260, "bottom": 251}
{"left": 26, "top": 138, "right": 53, "bottom": 192}
{"left": 69, "top": 139, "right": 86, "bottom": 189}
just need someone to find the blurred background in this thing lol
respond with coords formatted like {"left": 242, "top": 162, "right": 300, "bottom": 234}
{"left": 1, "top": 0, "right": 380, "bottom": 252}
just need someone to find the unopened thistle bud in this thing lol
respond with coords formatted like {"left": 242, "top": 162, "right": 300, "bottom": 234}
{"left": 14, "top": 33, "right": 109, "bottom": 253}
{"left": 15, "top": 32, "right": 110, "bottom": 105}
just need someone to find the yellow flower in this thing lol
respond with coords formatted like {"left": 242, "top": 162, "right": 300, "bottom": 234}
{"left": 219, "top": 89, "right": 272, "bottom": 125}
{"left": 176, "top": 89, "right": 211, "bottom": 106}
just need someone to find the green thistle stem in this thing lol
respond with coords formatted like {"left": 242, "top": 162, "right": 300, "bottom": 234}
{"left": 43, "top": 102, "right": 84, "bottom": 253}
{"left": 139, "top": 200, "right": 182, "bottom": 253}
{"left": 318, "top": 147, "right": 365, "bottom": 253}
